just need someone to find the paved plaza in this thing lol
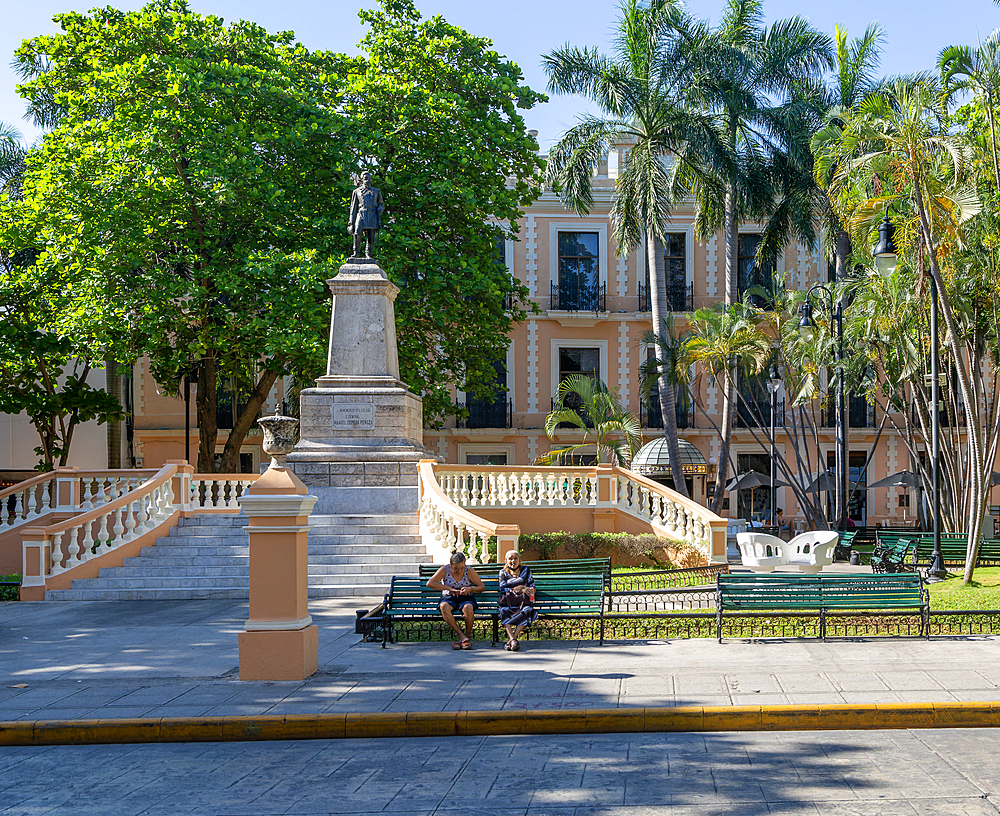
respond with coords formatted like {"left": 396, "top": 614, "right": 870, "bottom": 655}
{"left": 2, "top": 598, "right": 1000, "bottom": 814}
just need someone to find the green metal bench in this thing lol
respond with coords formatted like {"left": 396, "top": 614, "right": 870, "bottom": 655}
{"left": 716, "top": 572, "right": 928, "bottom": 641}
{"left": 875, "top": 532, "right": 1000, "bottom": 567}
{"left": 382, "top": 573, "right": 607, "bottom": 645}
{"left": 381, "top": 576, "right": 500, "bottom": 647}
{"left": 870, "top": 538, "right": 915, "bottom": 573}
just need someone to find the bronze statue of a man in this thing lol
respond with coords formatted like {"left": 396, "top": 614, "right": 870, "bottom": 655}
{"left": 348, "top": 171, "right": 385, "bottom": 259}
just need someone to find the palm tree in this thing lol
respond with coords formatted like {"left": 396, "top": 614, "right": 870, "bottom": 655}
{"left": 542, "top": 0, "right": 727, "bottom": 497}
{"left": 685, "top": 297, "right": 772, "bottom": 512}
{"left": 670, "top": 0, "right": 833, "bottom": 512}
{"left": 539, "top": 375, "right": 642, "bottom": 466}
{"left": 817, "top": 78, "right": 986, "bottom": 581}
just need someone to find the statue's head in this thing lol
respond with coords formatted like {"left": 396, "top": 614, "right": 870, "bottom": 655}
{"left": 360, "top": 170, "right": 372, "bottom": 187}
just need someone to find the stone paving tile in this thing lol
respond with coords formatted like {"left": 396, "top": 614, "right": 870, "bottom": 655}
{"left": 725, "top": 673, "right": 782, "bottom": 693}
{"left": 874, "top": 671, "right": 943, "bottom": 690}
{"left": 673, "top": 674, "right": 730, "bottom": 696}
{"left": 731, "top": 692, "right": 789, "bottom": 706}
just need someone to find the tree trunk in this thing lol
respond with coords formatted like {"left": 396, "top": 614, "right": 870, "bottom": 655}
{"left": 195, "top": 354, "right": 219, "bottom": 474}
{"left": 710, "top": 184, "right": 740, "bottom": 515}
{"left": 646, "top": 233, "right": 688, "bottom": 497}
{"left": 218, "top": 370, "right": 281, "bottom": 473}
{"left": 106, "top": 357, "right": 121, "bottom": 468}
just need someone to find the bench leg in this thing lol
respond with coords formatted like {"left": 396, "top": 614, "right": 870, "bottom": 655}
{"left": 820, "top": 608, "right": 826, "bottom": 642}
{"left": 492, "top": 614, "right": 498, "bottom": 647}
{"left": 599, "top": 612, "right": 605, "bottom": 646}
{"left": 717, "top": 607, "right": 723, "bottom": 643}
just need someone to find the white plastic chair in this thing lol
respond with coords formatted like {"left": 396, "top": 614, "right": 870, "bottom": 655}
{"left": 735, "top": 532, "right": 788, "bottom": 573}
{"left": 783, "top": 530, "right": 839, "bottom": 574}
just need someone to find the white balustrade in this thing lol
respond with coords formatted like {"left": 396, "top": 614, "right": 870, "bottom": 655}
{"left": 45, "top": 466, "right": 181, "bottom": 576}
{"left": 418, "top": 461, "right": 519, "bottom": 564}
{"left": 428, "top": 464, "right": 727, "bottom": 561}
{"left": 190, "top": 476, "right": 257, "bottom": 510}
{"left": 0, "top": 472, "right": 59, "bottom": 528}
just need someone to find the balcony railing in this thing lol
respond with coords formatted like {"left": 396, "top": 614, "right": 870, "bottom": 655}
{"left": 822, "top": 398, "right": 876, "bottom": 428}
{"left": 640, "top": 401, "right": 690, "bottom": 429}
{"left": 550, "top": 280, "right": 606, "bottom": 312}
{"left": 638, "top": 281, "right": 693, "bottom": 313}
{"left": 458, "top": 398, "right": 513, "bottom": 429}
{"left": 736, "top": 398, "right": 784, "bottom": 429}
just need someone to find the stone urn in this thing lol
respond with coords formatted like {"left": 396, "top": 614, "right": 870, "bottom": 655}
{"left": 257, "top": 413, "right": 299, "bottom": 469}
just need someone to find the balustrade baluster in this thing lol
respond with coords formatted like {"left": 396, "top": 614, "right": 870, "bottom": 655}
{"left": 12, "top": 491, "right": 24, "bottom": 523}
{"left": 95, "top": 512, "right": 111, "bottom": 553}
{"left": 40, "top": 481, "right": 52, "bottom": 513}
{"left": 50, "top": 531, "right": 64, "bottom": 574}
{"left": 458, "top": 474, "right": 470, "bottom": 506}
{"left": 80, "top": 520, "right": 95, "bottom": 561}
{"left": 112, "top": 506, "right": 126, "bottom": 544}
{"left": 123, "top": 497, "right": 137, "bottom": 541}
{"left": 65, "top": 525, "right": 81, "bottom": 566}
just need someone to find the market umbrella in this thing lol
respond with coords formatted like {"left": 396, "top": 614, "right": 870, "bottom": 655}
{"left": 867, "top": 470, "right": 920, "bottom": 490}
{"left": 804, "top": 470, "right": 860, "bottom": 493}
{"left": 725, "top": 470, "right": 790, "bottom": 491}
{"left": 725, "top": 471, "right": 790, "bottom": 522}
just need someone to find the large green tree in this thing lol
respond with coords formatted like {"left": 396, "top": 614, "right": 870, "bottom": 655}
{"left": 542, "top": 0, "right": 725, "bottom": 497}
{"left": 8, "top": 0, "right": 543, "bottom": 472}
{"left": 348, "top": 0, "right": 545, "bottom": 421}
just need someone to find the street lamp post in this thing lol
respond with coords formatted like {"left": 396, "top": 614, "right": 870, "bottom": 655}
{"left": 799, "top": 287, "right": 847, "bottom": 529}
{"left": 873, "top": 211, "right": 945, "bottom": 580}
{"left": 766, "top": 363, "right": 782, "bottom": 525}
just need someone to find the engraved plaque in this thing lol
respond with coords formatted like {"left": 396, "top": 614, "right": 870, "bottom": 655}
{"left": 332, "top": 403, "right": 375, "bottom": 430}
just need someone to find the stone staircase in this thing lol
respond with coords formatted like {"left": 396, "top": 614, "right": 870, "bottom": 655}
{"left": 45, "top": 513, "right": 430, "bottom": 601}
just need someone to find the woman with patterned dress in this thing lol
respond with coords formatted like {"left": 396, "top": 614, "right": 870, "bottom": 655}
{"left": 499, "top": 551, "right": 538, "bottom": 651}
{"left": 426, "top": 551, "right": 485, "bottom": 649}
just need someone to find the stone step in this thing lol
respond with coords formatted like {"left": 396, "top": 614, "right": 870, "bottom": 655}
{"left": 140, "top": 545, "right": 249, "bottom": 558}
{"left": 308, "top": 544, "right": 428, "bottom": 556}
{"left": 310, "top": 525, "right": 419, "bottom": 536}
{"left": 308, "top": 554, "right": 433, "bottom": 565}
{"left": 177, "top": 516, "right": 247, "bottom": 527}
{"left": 309, "top": 534, "right": 422, "bottom": 545}
{"left": 311, "top": 514, "right": 417, "bottom": 525}
{"left": 99, "top": 565, "right": 250, "bottom": 578}
{"left": 164, "top": 527, "right": 250, "bottom": 537}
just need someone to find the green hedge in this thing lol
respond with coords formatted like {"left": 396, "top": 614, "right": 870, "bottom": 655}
{"left": 0, "top": 574, "right": 21, "bottom": 602}
{"left": 518, "top": 531, "right": 684, "bottom": 567}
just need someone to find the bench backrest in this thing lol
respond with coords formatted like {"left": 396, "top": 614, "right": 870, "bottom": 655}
{"left": 718, "top": 572, "right": 924, "bottom": 611}
{"left": 419, "top": 557, "right": 612, "bottom": 584}
{"left": 387, "top": 573, "right": 604, "bottom": 615}
{"left": 532, "top": 574, "right": 605, "bottom": 615}
{"left": 385, "top": 576, "right": 501, "bottom": 612}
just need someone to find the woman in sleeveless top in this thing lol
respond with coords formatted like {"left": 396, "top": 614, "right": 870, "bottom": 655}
{"left": 426, "top": 551, "right": 485, "bottom": 649}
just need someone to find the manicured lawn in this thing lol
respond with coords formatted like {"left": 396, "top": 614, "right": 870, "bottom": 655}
{"left": 927, "top": 567, "right": 1000, "bottom": 610}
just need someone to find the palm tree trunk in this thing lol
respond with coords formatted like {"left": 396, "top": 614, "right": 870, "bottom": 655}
{"left": 647, "top": 234, "right": 689, "bottom": 497}
{"left": 711, "top": 184, "right": 740, "bottom": 515}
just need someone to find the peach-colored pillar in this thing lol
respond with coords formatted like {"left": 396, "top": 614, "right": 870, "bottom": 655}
{"left": 496, "top": 525, "right": 520, "bottom": 562}
{"left": 20, "top": 528, "right": 49, "bottom": 602}
{"left": 237, "top": 465, "right": 318, "bottom": 681}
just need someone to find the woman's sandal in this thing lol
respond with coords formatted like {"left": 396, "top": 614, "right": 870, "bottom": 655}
{"left": 459, "top": 638, "right": 472, "bottom": 650}
{"left": 504, "top": 640, "right": 513, "bottom": 651}
{"left": 510, "top": 640, "right": 520, "bottom": 651}
{"left": 451, "top": 641, "right": 462, "bottom": 650}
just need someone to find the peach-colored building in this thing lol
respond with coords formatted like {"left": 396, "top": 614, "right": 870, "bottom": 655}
{"left": 0, "top": 147, "right": 927, "bottom": 530}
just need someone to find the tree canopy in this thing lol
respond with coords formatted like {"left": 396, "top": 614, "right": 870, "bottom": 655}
{"left": 3, "top": 0, "right": 544, "bottom": 471}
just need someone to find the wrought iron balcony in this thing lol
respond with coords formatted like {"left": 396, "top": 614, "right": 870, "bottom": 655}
{"left": 550, "top": 280, "right": 606, "bottom": 312}
{"left": 640, "top": 401, "right": 690, "bottom": 429}
{"left": 735, "top": 398, "right": 784, "bottom": 429}
{"left": 638, "top": 281, "right": 693, "bottom": 313}
{"left": 458, "top": 398, "right": 513, "bottom": 429}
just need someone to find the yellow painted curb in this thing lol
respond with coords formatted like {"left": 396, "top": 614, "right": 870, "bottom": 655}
{"left": 2, "top": 702, "right": 1000, "bottom": 746}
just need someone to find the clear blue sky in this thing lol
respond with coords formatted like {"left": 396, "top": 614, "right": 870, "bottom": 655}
{"left": 2, "top": 0, "right": 999, "bottom": 147}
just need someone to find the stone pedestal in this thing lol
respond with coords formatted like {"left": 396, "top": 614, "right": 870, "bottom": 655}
{"left": 238, "top": 465, "right": 318, "bottom": 681}
{"left": 288, "top": 259, "right": 430, "bottom": 515}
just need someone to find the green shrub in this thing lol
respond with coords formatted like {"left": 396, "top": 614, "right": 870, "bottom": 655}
{"left": 0, "top": 574, "right": 21, "bottom": 602}
{"left": 518, "top": 531, "right": 686, "bottom": 568}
